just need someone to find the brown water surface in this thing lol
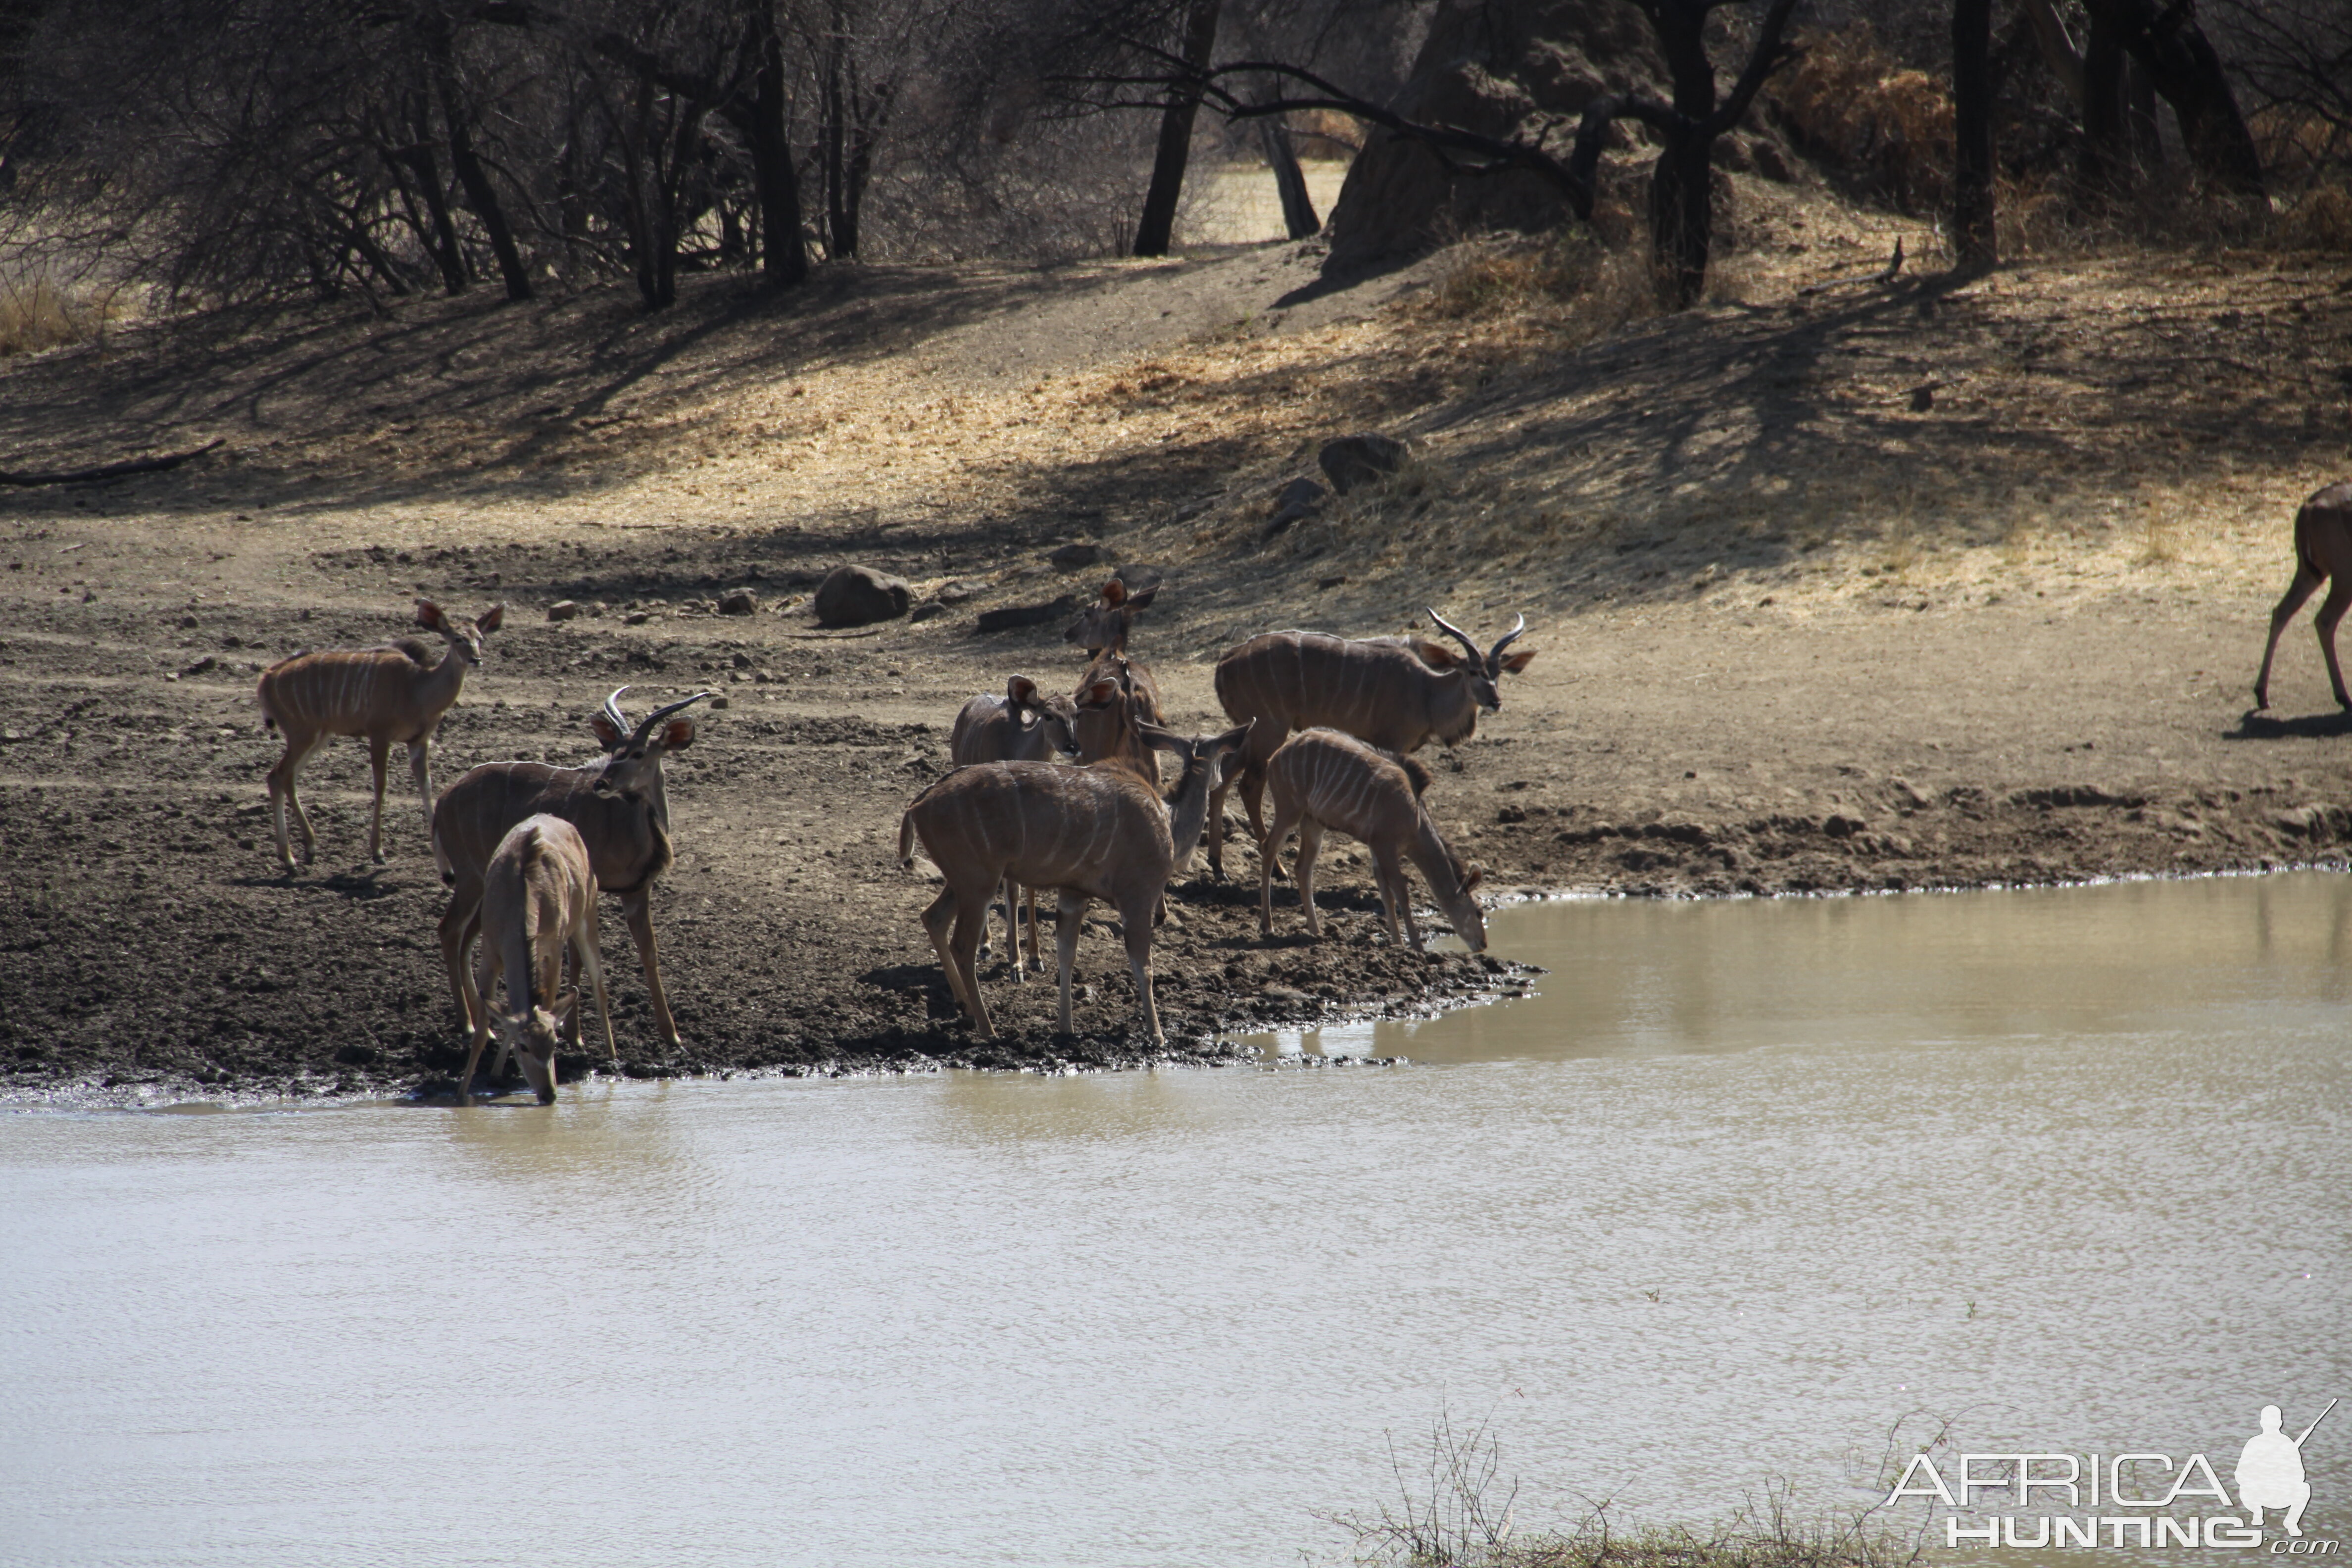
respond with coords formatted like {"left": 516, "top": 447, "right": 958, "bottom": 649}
{"left": 2, "top": 875, "right": 2345, "bottom": 1566}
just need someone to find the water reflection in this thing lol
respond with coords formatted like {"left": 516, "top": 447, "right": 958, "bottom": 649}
{"left": 1257, "top": 874, "right": 2352, "bottom": 1064}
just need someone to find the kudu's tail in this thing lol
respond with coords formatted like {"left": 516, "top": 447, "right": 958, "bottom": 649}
{"left": 897, "top": 809, "right": 917, "bottom": 871}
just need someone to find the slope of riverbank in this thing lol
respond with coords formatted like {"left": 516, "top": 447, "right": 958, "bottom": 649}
{"left": 4, "top": 177, "right": 2349, "bottom": 1102}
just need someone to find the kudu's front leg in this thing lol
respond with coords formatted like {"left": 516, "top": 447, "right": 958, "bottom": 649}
{"left": 365, "top": 736, "right": 392, "bottom": 864}
{"left": 621, "top": 890, "right": 682, "bottom": 1048}
{"left": 1121, "top": 895, "right": 1163, "bottom": 1045}
{"left": 406, "top": 739, "right": 433, "bottom": 852}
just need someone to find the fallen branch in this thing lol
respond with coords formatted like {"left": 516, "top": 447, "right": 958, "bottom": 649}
{"left": 1798, "top": 241, "right": 1907, "bottom": 296}
{"left": 0, "top": 438, "right": 226, "bottom": 488}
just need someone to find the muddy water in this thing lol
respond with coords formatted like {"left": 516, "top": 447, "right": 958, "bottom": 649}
{"left": 2, "top": 876, "right": 2346, "bottom": 1568}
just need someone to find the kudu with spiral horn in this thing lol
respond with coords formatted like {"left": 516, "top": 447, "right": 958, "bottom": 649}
{"left": 431, "top": 688, "right": 712, "bottom": 1066}
{"left": 1206, "top": 608, "right": 1534, "bottom": 879}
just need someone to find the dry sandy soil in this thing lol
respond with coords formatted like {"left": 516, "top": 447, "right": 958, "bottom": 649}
{"left": 4, "top": 172, "right": 2351, "bottom": 1105}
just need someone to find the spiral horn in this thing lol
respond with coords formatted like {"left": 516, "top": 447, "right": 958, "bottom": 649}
{"left": 1426, "top": 607, "right": 1485, "bottom": 668}
{"left": 1487, "top": 614, "right": 1527, "bottom": 667}
{"left": 632, "top": 690, "right": 715, "bottom": 746}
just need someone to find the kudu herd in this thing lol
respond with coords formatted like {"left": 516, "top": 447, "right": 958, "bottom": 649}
{"left": 247, "top": 576, "right": 1529, "bottom": 1100}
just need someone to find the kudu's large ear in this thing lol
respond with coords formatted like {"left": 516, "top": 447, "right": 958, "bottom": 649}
{"left": 1079, "top": 678, "right": 1121, "bottom": 707}
{"left": 1409, "top": 635, "right": 1461, "bottom": 670}
{"left": 1464, "top": 865, "right": 1484, "bottom": 891}
{"left": 1123, "top": 582, "right": 1158, "bottom": 611}
{"left": 1007, "top": 675, "right": 1038, "bottom": 708}
{"left": 477, "top": 603, "right": 506, "bottom": 634}
{"left": 589, "top": 715, "right": 624, "bottom": 749}
{"left": 1498, "top": 648, "right": 1536, "bottom": 673}
{"left": 1098, "top": 578, "right": 1127, "bottom": 607}
{"left": 661, "top": 719, "right": 696, "bottom": 750}
{"left": 415, "top": 599, "right": 446, "bottom": 629}
{"left": 1135, "top": 720, "right": 1187, "bottom": 756}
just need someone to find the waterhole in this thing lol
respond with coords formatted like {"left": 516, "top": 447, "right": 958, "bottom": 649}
{"left": 2, "top": 874, "right": 2345, "bottom": 1566}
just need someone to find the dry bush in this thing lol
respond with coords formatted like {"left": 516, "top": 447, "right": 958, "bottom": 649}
{"left": 1770, "top": 25, "right": 1953, "bottom": 215}
{"left": 2275, "top": 184, "right": 2352, "bottom": 249}
{"left": 0, "top": 271, "right": 133, "bottom": 357}
{"left": 1423, "top": 230, "right": 1659, "bottom": 336}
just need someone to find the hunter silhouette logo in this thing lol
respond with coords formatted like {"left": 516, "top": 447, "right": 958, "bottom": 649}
{"left": 1885, "top": 1398, "right": 2337, "bottom": 1551}
{"left": 2240, "top": 1401, "right": 2334, "bottom": 1538}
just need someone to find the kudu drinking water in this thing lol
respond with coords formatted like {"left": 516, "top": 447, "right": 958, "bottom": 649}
{"left": 1258, "top": 730, "right": 1487, "bottom": 953}
{"left": 2254, "top": 479, "right": 2352, "bottom": 710}
{"left": 949, "top": 675, "right": 1080, "bottom": 980}
{"left": 432, "top": 688, "right": 710, "bottom": 1056}
{"left": 254, "top": 599, "right": 504, "bottom": 872}
{"left": 460, "top": 814, "right": 617, "bottom": 1105}
{"left": 1208, "top": 608, "right": 1533, "bottom": 878}
{"left": 898, "top": 715, "right": 1253, "bottom": 1045}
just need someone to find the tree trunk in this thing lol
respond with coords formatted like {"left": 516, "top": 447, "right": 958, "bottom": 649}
{"left": 1646, "top": 135, "right": 1712, "bottom": 308}
{"left": 433, "top": 50, "right": 532, "bottom": 301}
{"left": 1952, "top": 0, "right": 1997, "bottom": 268}
{"left": 2124, "top": 57, "right": 2163, "bottom": 170}
{"left": 821, "top": 0, "right": 855, "bottom": 259}
{"left": 2082, "top": 0, "right": 2263, "bottom": 195}
{"left": 1259, "top": 115, "right": 1319, "bottom": 239}
{"left": 735, "top": 6, "right": 808, "bottom": 288}
{"left": 393, "top": 104, "right": 470, "bottom": 294}
{"left": 2081, "top": 6, "right": 2128, "bottom": 187}
{"left": 1132, "top": 0, "right": 1223, "bottom": 258}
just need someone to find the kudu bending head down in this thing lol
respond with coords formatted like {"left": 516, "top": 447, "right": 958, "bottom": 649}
{"left": 255, "top": 598, "right": 504, "bottom": 873}
{"left": 1206, "top": 608, "right": 1533, "bottom": 878}
{"left": 432, "top": 687, "right": 711, "bottom": 1063}
{"left": 461, "top": 813, "right": 617, "bottom": 1105}
{"left": 2254, "top": 479, "right": 2352, "bottom": 710}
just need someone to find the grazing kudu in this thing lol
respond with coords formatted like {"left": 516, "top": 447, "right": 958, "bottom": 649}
{"left": 1258, "top": 730, "right": 1487, "bottom": 953}
{"left": 1207, "top": 608, "right": 1534, "bottom": 878}
{"left": 254, "top": 599, "right": 504, "bottom": 872}
{"left": 460, "top": 814, "right": 618, "bottom": 1105}
{"left": 949, "top": 675, "right": 1081, "bottom": 979}
{"left": 2254, "top": 480, "right": 2352, "bottom": 709}
{"left": 433, "top": 689, "right": 710, "bottom": 1057}
{"left": 897, "top": 719, "right": 1253, "bottom": 1044}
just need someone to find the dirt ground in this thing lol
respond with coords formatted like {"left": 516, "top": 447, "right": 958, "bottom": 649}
{"left": 5, "top": 174, "right": 2351, "bottom": 1105}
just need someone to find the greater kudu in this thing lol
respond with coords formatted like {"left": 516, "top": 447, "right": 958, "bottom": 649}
{"left": 432, "top": 688, "right": 710, "bottom": 1055}
{"left": 1208, "top": 609, "right": 1533, "bottom": 877}
{"left": 1258, "top": 729, "right": 1487, "bottom": 953}
{"left": 460, "top": 813, "right": 617, "bottom": 1104}
{"left": 1065, "top": 574, "right": 1167, "bottom": 783}
{"left": 897, "top": 719, "right": 1253, "bottom": 1044}
{"left": 254, "top": 599, "right": 504, "bottom": 872}
{"left": 949, "top": 675, "right": 1081, "bottom": 979}
{"left": 2254, "top": 479, "right": 2352, "bottom": 709}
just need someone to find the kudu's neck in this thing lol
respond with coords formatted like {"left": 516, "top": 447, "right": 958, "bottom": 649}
{"left": 422, "top": 635, "right": 475, "bottom": 704}
{"left": 1403, "top": 813, "right": 1466, "bottom": 902}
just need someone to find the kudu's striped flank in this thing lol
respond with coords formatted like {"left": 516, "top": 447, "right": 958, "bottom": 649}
{"left": 254, "top": 599, "right": 504, "bottom": 872}
{"left": 897, "top": 719, "right": 1252, "bottom": 1044}
{"left": 949, "top": 675, "right": 1081, "bottom": 980}
{"left": 461, "top": 814, "right": 617, "bottom": 1105}
{"left": 1259, "top": 730, "right": 1486, "bottom": 953}
{"left": 1208, "top": 608, "right": 1533, "bottom": 878}
{"left": 432, "top": 688, "right": 711, "bottom": 1055}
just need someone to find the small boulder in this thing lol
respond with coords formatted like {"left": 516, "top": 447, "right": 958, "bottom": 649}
{"left": 813, "top": 565, "right": 912, "bottom": 627}
{"left": 1319, "top": 433, "right": 1408, "bottom": 495}
{"left": 1050, "top": 542, "right": 1107, "bottom": 571}
{"left": 546, "top": 599, "right": 580, "bottom": 622}
{"left": 934, "top": 579, "right": 984, "bottom": 604}
{"left": 717, "top": 588, "right": 758, "bottom": 616}
{"left": 977, "top": 595, "right": 1079, "bottom": 635}
{"left": 625, "top": 611, "right": 650, "bottom": 626}
{"left": 910, "top": 601, "right": 948, "bottom": 623}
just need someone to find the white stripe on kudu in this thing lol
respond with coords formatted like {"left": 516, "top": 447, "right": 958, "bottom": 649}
{"left": 252, "top": 600, "right": 503, "bottom": 873}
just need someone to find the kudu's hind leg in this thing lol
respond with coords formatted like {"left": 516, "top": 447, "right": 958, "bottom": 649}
{"left": 458, "top": 944, "right": 500, "bottom": 1101}
{"left": 621, "top": 892, "right": 682, "bottom": 1048}
{"left": 923, "top": 886, "right": 983, "bottom": 1029}
{"left": 1258, "top": 799, "right": 1303, "bottom": 936}
{"left": 2315, "top": 578, "right": 2352, "bottom": 709}
{"left": 1293, "top": 821, "right": 1326, "bottom": 937}
{"left": 2257, "top": 562, "right": 2326, "bottom": 708}
{"left": 268, "top": 733, "right": 324, "bottom": 871}
{"left": 949, "top": 894, "right": 996, "bottom": 1038}
{"left": 440, "top": 890, "right": 485, "bottom": 1033}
